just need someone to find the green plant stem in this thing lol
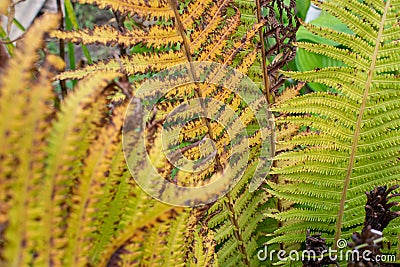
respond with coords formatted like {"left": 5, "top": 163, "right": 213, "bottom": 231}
{"left": 0, "top": 25, "right": 14, "bottom": 56}
{"left": 12, "top": 18, "right": 25, "bottom": 32}
{"left": 64, "top": 0, "right": 93, "bottom": 64}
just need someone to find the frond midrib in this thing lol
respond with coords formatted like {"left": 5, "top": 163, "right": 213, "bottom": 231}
{"left": 333, "top": 0, "right": 391, "bottom": 247}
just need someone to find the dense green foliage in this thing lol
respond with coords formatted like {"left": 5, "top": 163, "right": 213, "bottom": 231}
{"left": 269, "top": 0, "right": 400, "bottom": 265}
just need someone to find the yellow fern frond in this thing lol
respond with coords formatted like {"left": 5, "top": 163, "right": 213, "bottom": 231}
{"left": 223, "top": 21, "right": 265, "bottom": 65}
{"left": 63, "top": 103, "right": 127, "bottom": 266}
{"left": 273, "top": 82, "right": 304, "bottom": 106}
{"left": 77, "top": 0, "right": 174, "bottom": 17}
{"left": 188, "top": 0, "right": 234, "bottom": 54}
{"left": 115, "top": 209, "right": 192, "bottom": 266}
{"left": 52, "top": 25, "right": 182, "bottom": 48}
{"left": 56, "top": 51, "right": 186, "bottom": 80}
{"left": 181, "top": 0, "right": 214, "bottom": 28}
{"left": 0, "top": 13, "right": 61, "bottom": 267}
{"left": 44, "top": 71, "right": 121, "bottom": 266}
{"left": 196, "top": 9, "right": 241, "bottom": 61}
{"left": 236, "top": 46, "right": 258, "bottom": 74}
{"left": 187, "top": 220, "right": 217, "bottom": 266}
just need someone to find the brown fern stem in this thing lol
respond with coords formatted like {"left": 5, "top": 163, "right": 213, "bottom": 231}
{"left": 168, "top": 0, "right": 192, "bottom": 61}
{"left": 255, "top": 0, "right": 271, "bottom": 105}
{"left": 255, "top": 0, "right": 276, "bottom": 160}
{"left": 256, "top": 0, "right": 281, "bottom": 251}
{"left": 168, "top": 0, "right": 223, "bottom": 173}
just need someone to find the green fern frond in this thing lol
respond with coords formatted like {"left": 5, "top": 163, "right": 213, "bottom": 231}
{"left": 204, "top": 161, "right": 271, "bottom": 267}
{"left": 88, "top": 145, "right": 131, "bottom": 263}
{"left": 107, "top": 209, "right": 193, "bottom": 266}
{"left": 188, "top": 226, "right": 217, "bottom": 266}
{"left": 269, "top": 0, "right": 400, "bottom": 264}
{"left": 63, "top": 103, "right": 128, "bottom": 266}
{"left": 93, "top": 128, "right": 185, "bottom": 266}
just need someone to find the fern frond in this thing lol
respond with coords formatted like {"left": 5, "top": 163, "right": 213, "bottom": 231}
{"left": 189, "top": 226, "right": 217, "bottom": 266}
{"left": 56, "top": 0, "right": 239, "bottom": 79}
{"left": 76, "top": 0, "right": 174, "bottom": 17}
{"left": 0, "top": 14, "right": 62, "bottom": 267}
{"left": 63, "top": 102, "right": 128, "bottom": 266}
{"left": 51, "top": 1, "right": 284, "bottom": 266}
{"left": 303, "top": 23, "right": 373, "bottom": 58}
{"left": 188, "top": 0, "right": 235, "bottom": 56}
{"left": 143, "top": 210, "right": 190, "bottom": 266}
{"left": 269, "top": 0, "right": 400, "bottom": 263}
{"left": 95, "top": 128, "right": 185, "bottom": 266}
{"left": 56, "top": 51, "right": 187, "bottom": 80}
{"left": 110, "top": 209, "right": 192, "bottom": 266}
{"left": 296, "top": 42, "right": 370, "bottom": 69}
{"left": 221, "top": 21, "right": 265, "bottom": 65}
{"left": 96, "top": 187, "right": 184, "bottom": 266}
{"left": 205, "top": 161, "right": 271, "bottom": 267}
{"left": 56, "top": 0, "right": 265, "bottom": 81}
{"left": 44, "top": 71, "right": 121, "bottom": 266}
{"left": 181, "top": 0, "right": 214, "bottom": 28}
{"left": 88, "top": 145, "right": 131, "bottom": 263}
{"left": 52, "top": 25, "right": 182, "bottom": 48}
{"left": 234, "top": 0, "right": 257, "bottom": 27}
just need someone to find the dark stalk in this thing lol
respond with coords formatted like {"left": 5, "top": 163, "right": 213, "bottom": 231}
{"left": 55, "top": 0, "right": 68, "bottom": 103}
{"left": 56, "top": 0, "right": 67, "bottom": 101}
